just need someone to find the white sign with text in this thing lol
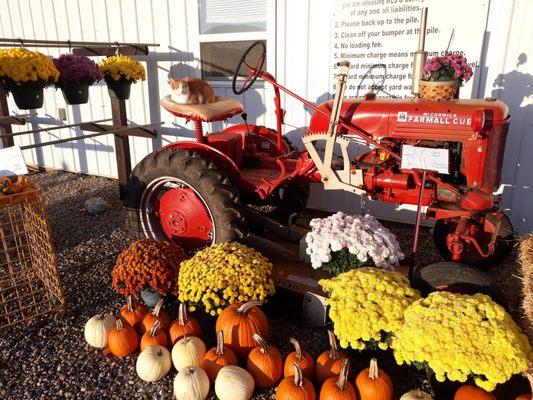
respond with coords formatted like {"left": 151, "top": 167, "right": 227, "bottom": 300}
{"left": 400, "top": 144, "right": 449, "bottom": 174}
{"left": 0, "top": 146, "right": 28, "bottom": 176}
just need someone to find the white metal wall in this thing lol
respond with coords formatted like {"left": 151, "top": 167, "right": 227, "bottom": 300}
{"left": 0, "top": 0, "right": 532, "bottom": 233}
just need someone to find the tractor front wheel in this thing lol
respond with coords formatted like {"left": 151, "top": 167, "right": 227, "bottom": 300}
{"left": 123, "top": 149, "right": 247, "bottom": 252}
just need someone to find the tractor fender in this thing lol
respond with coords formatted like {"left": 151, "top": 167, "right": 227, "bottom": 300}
{"left": 160, "top": 141, "right": 249, "bottom": 189}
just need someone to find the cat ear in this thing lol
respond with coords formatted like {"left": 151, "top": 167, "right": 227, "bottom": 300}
{"left": 168, "top": 77, "right": 176, "bottom": 84}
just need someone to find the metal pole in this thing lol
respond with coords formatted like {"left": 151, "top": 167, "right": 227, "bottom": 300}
{"left": 409, "top": 169, "right": 428, "bottom": 281}
{"left": 0, "top": 38, "right": 159, "bottom": 47}
{"left": 411, "top": 7, "right": 428, "bottom": 96}
{"left": 0, "top": 118, "right": 112, "bottom": 138}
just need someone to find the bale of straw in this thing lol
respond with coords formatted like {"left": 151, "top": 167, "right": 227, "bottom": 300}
{"left": 519, "top": 234, "right": 533, "bottom": 342}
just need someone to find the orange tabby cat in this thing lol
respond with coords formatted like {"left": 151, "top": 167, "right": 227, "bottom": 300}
{"left": 169, "top": 77, "right": 216, "bottom": 105}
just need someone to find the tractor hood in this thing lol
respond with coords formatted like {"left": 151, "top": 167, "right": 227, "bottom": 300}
{"left": 308, "top": 97, "right": 509, "bottom": 140}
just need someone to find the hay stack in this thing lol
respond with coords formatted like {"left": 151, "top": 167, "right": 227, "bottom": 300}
{"left": 519, "top": 234, "right": 533, "bottom": 342}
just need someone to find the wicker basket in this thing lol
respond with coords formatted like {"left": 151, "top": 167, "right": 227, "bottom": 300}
{"left": 0, "top": 182, "right": 65, "bottom": 329}
{"left": 419, "top": 80, "right": 458, "bottom": 101}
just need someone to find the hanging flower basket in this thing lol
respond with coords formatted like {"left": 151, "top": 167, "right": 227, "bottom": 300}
{"left": 105, "top": 77, "right": 133, "bottom": 100}
{"left": 99, "top": 55, "right": 146, "bottom": 101}
{"left": 10, "top": 84, "right": 44, "bottom": 109}
{"left": 53, "top": 54, "right": 102, "bottom": 105}
{"left": 419, "top": 80, "right": 457, "bottom": 102}
{"left": 420, "top": 53, "right": 473, "bottom": 101}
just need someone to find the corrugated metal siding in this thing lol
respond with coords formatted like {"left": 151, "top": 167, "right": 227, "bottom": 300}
{"left": 1, "top": 0, "right": 532, "bottom": 233}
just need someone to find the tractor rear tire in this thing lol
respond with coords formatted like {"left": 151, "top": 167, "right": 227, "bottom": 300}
{"left": 412, "top": 262, "right": 507, "bottom": 307}
{"left": 432, "top": 213, "right": 514, "bottom": 268}
{"left": 123, "top": 149, "right": 247, "bottom": 250}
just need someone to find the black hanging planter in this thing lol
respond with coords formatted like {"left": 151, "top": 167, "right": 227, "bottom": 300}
{"left": 105, "top": 77, "right": 132, "bottom": 100}
{"left": 11, "top": 85, "right": 44, "bottom": 109}
{"left": 61, "top": 81, "right": 90, "bottom": 105}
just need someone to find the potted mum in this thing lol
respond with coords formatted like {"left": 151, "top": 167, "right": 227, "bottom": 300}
{"left": 99, "top": 54, "right": 146, "bottom": 100}
{"left": 53, "top": 54, "right": 102, "bottom": 105}
{"left": 0, "top": 48, "right": 59, "bottom": 109}
{"left": 419, "top": 53, "right": 473, "bottom": 101}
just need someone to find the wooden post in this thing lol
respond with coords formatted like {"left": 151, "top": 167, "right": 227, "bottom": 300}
{"left": 111, "top": 98, "right": 131, "bottom": 199}
{"left": 0, "top": 87, "right": 15, "bottom": 148}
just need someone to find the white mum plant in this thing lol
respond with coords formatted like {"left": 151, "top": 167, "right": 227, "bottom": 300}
{"left": 305, "top": 212, "right": 404, "bottom": 270}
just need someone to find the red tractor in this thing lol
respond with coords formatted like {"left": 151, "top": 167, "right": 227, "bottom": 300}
{"left": 124, "top": 31, "right": 513, "bottom": 269}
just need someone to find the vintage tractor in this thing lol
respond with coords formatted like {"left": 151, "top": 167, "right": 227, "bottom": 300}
{"left": 124, "top": 16, "right": 513, "bottom": 270}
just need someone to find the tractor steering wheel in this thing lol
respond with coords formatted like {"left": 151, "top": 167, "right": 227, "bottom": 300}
{"left": 232, "top": 41, "right": 266, "bottom": 95}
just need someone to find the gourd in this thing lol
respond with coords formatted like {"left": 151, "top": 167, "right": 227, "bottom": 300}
{"left": 316, "top": 330, "right": 348, "bottom": 385}
{"left": 246, "top": 333, "right": 283, "bottom": 388}
{"left": 140, "top": 298, "right": 171, "bottom": 333}
{"left": 284, "top": 338, "right": 315, "bottom": 380}
{"left": 169, "top": 303, "right": 202, "bottom": 344}
{"left": 84, "top": 313, "right": 116, "bottom": 348}
{"left": 140, "top": 320, "right": 169, "bottom": 351}
{"left": 215, "top": 365, "right": 255, "bottom": 400}
{"left": 216, "top": 301, "right": 269, "bottom": 359}
{"left": 172, "top": 336, "right": 206, "bottom": 370}
{"left": 319, "top": 358, "right": 357, "bottom": 400}
{"left": 355, "top": 358, "right": 393, "bottom": 400}
{"left": 515, "top": 370, "right": 533, "bottom": 400}
{"left": 202, "top": 330, "right": 238, "bottom": 382}
{"left": 399, "top": 390, "right": 433, "bottom": 400}
{"left": 119, "top": 295, "right": 147, "bottom": 331}
{"left": 454, "top": 385, "right": 496, "bottom": 400}
{"left": 173, "top": 366, "right": 210, "bottom": 400}
{"left": 108, "top": 319, "right": 138, "bottom": 357}
{"left": 136, "top": 344, "right": 171, "bottom": 382}
{"left": 276, "top": 363, "right": 316, "bottom": 400}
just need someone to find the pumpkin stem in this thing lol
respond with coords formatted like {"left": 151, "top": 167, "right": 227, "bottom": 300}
{"left": 292, "top": 363, "right": 304, "bottom": 388}
{"left": 237, "top": 300, "right": 263, "bottom": 314}
{"left": 290, "top": 338, "right": 303, "bottom": 360}
{"left": 216, "top": 330, "right": 225, "bottom": 356}
{"left": 368, "top": 358, "right": 380, "bottom": 380}
{"left": 126, "top": 295, "right": 133, "bottom": 312}
{"left": 116, "top": 319, "right": 124, "bottom": 330}
{"left": 336, "top": 358, "right": 350, "bottom": 390}
{"left": 327, "top": 330, "right": 339, "bottom": 360}
{"left": 178, "top": 303, "right": 188, "bottom": 325}
{"left": 149, "top": 319, "right": 161, "bottom": 337}
{"left": 252, "top": 333, "right": 270, "bottom": 354}
{"left": 152, "top": 298, "right": 164, "bottom": 316}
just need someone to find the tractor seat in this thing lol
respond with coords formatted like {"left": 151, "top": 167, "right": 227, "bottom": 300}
{"left": 160, "top": 95, "right": 244, "bottom": 122}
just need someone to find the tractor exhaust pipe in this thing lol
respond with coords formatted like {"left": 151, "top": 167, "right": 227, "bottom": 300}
{"left": 411, "top": 7, "right": 428, "bottom": 97}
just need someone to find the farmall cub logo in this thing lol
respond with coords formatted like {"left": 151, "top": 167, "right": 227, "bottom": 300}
{"left": 397, "top": 111, "right": 472, "bottom": 126}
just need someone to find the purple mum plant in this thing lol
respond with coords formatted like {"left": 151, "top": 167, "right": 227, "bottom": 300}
{"left": 423, "top": 53, "right": 473, "bottom": 85}
{"left": 53, "top": 54, "right": 102, "bottom": 88}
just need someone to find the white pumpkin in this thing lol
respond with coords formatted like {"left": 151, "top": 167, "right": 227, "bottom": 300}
{"left": 84, "top": 313, "right": 116, "bottom": 348}
{"left": 171, "top": 336, "right": 206, "bottom": 370}
{"left": 173, "top": 366, "right": 210, "bottom": 400}
{"left": 136, "top": 345, "right": 172, "bottom": 382}
{"left": 215, "top": 365, "right": 254, "bottom": 400}
{"left": 400, "top": 390, "right": 434, "bottom": 400}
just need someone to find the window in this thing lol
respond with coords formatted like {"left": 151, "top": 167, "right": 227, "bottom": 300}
{"left": 197, "top": 0, "right": 269, "bottom": 81}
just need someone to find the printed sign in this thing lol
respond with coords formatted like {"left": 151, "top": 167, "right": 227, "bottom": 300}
{"left": 397, "top": 111, "right": 472, "bottom": 126}
{"left": 0, "top": 146, "right": 28, "bottom": 176}
{"left": 400, "top": 144, "right": 449, "bottom": 174}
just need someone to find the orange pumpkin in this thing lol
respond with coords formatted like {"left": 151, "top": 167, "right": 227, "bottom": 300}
{"left": 108, "top": 319, "right": 138, "bottom": 357}
{"left": 516, "top": 396, "right": 531, "bottom": 400}
{"left": 355, "top": 358, "right": 393, "bottom": 400}
{"left": 276, "top": 363, "right": 316, "bottom": 400}
{"left": 202, "top": 330, "right": 238, "bottom": 382}
{"left": 320, "top": 358, "right": 357, "bottom": 400}
{"left": 216, "top": 301, "right": 269, "bottom": 359}
{"left": 246, "top": 333, "right": 283, "bottom": 388}
{"left": 140, "top": 299, "right": 171, "bottom": 334}
{"left": 140, "top": 320, "right": 169, "bottom": 351}
{"left": 454, "top": 385, "right": 496, "bottom": 400}
{"left": 516, "top": 370, "right": 533, "bottom": 400}
{"left": 316, "top": 330, "right": 349, "bottom": 385}
{"left": 119, "top": 295, "right": 147, "bottom": 331}
{"left": 284, "top": 338, "right": 315, "bottom": 381}
{"left": 169, "top": 303, "right": 202, "bottom": 344}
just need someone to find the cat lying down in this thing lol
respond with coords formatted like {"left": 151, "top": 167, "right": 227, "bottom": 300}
{"left": 169, "top": 77, "right": 216, "bottom": 105}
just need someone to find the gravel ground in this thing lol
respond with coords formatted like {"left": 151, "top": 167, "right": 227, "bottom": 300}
{"left": 0, "top": 171, "right": 527, "bottom": 399}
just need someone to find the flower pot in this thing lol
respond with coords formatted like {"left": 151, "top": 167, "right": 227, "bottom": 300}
{"left": 11, "top": 85, "right": 44, "bottom": 109}
{"left": 61, "top": 81, "right": 90, "bottom": 105}
{"left": 105, "top": 78, "right": 132, "bottom": 100}
{"left": 140, "top": 287, "right": 162, "bottom": 308}
{"left": 419, "top": 80, "right": 458, "bottom": 101}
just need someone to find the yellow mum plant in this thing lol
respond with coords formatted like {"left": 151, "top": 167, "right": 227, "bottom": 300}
{"left": 319, "top": 267, "right": 420, "bottom": 351}
{"left": 0, "top": 48, "right": 59, "bottom": 89}
{"left": 178, "top": 242, "right": 276, "bottom": 316}
{"left": 98, "top": 55, "right": 146, "bottom": 82}
{"left": 393, "top": 291, "right": 532, "bottom": 391}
